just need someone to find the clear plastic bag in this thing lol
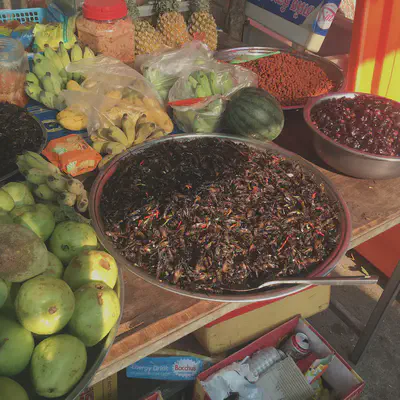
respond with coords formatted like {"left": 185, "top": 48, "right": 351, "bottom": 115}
{"left": 169, "top": 61, "right": 258, "bottom": 133}
{"left": 65, "top": 55, "right": 173, "bottom": 135}
{"left": 135, "top": 41, "right": 213, "bottom": 103}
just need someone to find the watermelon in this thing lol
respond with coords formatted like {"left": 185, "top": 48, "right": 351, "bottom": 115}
{"left": 224, "top": 87, "right": 284, "bottom": 141}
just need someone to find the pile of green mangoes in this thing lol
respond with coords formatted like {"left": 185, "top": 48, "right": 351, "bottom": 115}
{"left": 0, "top": 174, "right": 121, "bottom": 398}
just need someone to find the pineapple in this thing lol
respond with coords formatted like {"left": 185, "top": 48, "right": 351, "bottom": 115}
{"left": 154, "top": 0, "right": 191, "bottom": 48}
{"left": 126, "top": 0, "right": 164, "bottom": 55}
{"left": 188, "top": 0, "right": 217, "bottom": 51}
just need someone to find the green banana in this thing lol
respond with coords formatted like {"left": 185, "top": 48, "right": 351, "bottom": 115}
{"left": 58, "top": 192, "right": 77, "bottom": 207}
{"left": 70, "top": 44, "right": 83, "bottom": 82}
{"left": 57, "top": 42, "right": 72, "bottom": 80}
{"left": 108, "top": 126, "right": 129, "bottom": 146}
{"left": 41, "top": 72, "right": 62, "bottom": 95}
{"left": 25, "top": 83, "right": 41, "bottom": 102}
{"left": 33, "top": 59, "right": 48, "bottom": 80}
{"left": 188, "top": 76, "right": 199, "bottom": 90}
{"left": 66, "top": 178, "right": 84, "bottom": 195}
{"left": 91, "top": 140, "right": 109, "bottom": 153}
{"left": 83, "top": 46, "right": 95, "bottom": 59}
{"left": 37, "top": 56, "right": 60, "bottom": 79}
{"left": 195, "top": 84, "right": 207, "bottom": 98}
{"left": 105, "top": 142, "right": 126, "bottom": 155}
{"left": 34, "top": 184, "right": 58, "bottom": 201}
{"left": 25, "top": 168, "right": 51, "bottom": 185}
{"left": 44, "top": 44, "right": 64, "bottom": 73}
{"left": 197, "top": 71, "right": 213, "bottom": 97}
{"left": 208, "top": 71, "right": 221, "bottom": 95}
{"left": 76, "top": 190, "right": 89, "bottom": 213}
{"left": 21, "top": 151, "right": 60, "bottom": 174}
{"left": 40, "top": 90, "right": 56, "bottom": 109}
{"left": 53, "top": 95, "right": 66, "bottom": 111}
{"left": 16, "top": 156, "right": 31, "bottom": 174}
{"left": 47, "top": 174, "right": 68, "bottom": 193}
{"left": 59, "top": 69, "right": 68, "bottom": 87}
{"left": 121, "top": 114, "right": 136, "bottom": 145}
{"left": 26, "top": 72, "right": 40, "bottom": 87}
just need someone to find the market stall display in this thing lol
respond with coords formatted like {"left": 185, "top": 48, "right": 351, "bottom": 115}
{"left": 304, "top": 92, "right": 400, "bottom": 179}
{"left": 215, "top": 47, "right": 345, "bottom": 109}
{"left": 90, "top": 134, "right": 351, "bottom": 303}
{"left": 0, "top": 103, "right": 47, "bottom": 182}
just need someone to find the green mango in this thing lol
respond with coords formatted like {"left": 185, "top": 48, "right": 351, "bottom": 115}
{"left": 64, "top": 250, "right": 118, "bottom": 291}
{"left": 2, "top": 182, "right": 34, "bottom": 207}
{"left": 0, "top": 189, "right": 15, "bottom": 211}
{"left": 49, "top": 221, "right": 98, "bottom": 265}
{"left": 39, "top": 251, "right": 64, "bottom": 279}
{"left": 0, "top": 377, "right": 29, "bottom": 400}
{"left": 68, "top": 281, "right": 120, "bottom": 347}
{"left": 0, "top": 315, "right": 34, "bottom": 376}
{"left": 31, "top": 334, "right": 87, "bottom": 398}
{"left": 15, "top": 276, "right": 75, "bottom": 335}
{"left": 0, "top": 278, "right": 10, "bottom": 309}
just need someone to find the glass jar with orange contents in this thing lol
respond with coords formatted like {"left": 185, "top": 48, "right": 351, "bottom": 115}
{"left": 76, "top": 0, "right": 135, "bottom": 64}
{"left": 0, "top": 38, "right": 28, "bottom": 107}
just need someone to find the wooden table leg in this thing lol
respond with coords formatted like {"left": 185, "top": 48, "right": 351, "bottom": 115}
{"left": 350, "top": 261, "right": 400, "bottom": 364}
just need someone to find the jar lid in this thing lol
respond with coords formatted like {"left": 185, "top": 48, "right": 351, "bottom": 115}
{"left": 0, "top": 38, "right": 24, "bottom": 64}
{"left": 83, "top": 0, "right": 128, "bottom": 21}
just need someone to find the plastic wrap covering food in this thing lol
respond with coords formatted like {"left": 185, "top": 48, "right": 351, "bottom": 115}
{"left": 135, "top": 41, "right": 213, "bottom": 103}
{"left": 169, "top": 62, "right": 258, "bottom": 133}
{"left": 64, "top": 55, "right": 173, "bottom": 165}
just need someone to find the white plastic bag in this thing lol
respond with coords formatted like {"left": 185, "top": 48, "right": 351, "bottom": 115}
{"left": 135, "top": 41, "right": 213, "bottom": 103}
{"left": 169, "top": 61, "right": 258, "bottom": 133}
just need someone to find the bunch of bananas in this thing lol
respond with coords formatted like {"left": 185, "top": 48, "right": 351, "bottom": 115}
{"left": 25, "top": 43, "right": 95, "bottom": 110}
{"left": 16, "top": 152, "right": 89, "bottom": 213}
{"left": 91, "top": 113, "right": 167, "bottom": 168}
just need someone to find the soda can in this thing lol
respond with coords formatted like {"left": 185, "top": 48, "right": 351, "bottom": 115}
{"left": 248, "top": 347, "right": 286, "bottom": 378}
{"left": 280, "top": 332, "right": 310, "bottom": 360}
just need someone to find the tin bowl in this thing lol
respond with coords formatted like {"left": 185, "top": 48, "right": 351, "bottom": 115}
{"left": 304, "top": 92, "right": 400, "bottom": 180}
{"left": 89, "top": 134, "right": 351, "bottom": 303}
{"left": 214, "top": 47, "right": 345, "bottom": 111}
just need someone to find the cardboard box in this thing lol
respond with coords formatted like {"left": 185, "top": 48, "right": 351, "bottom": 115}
{"left": 193, "top": 316, "right": 365, "bottom": 400}
{"left": 79, "top": 374, "right": 118, "bottom": 400}
{"left": 194, "top": 285, "right": 330, "bottom": 354}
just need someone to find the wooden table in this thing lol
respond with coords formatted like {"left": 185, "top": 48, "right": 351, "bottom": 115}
{"left": 92, "top": 33, "right": 400, "bottom": 384}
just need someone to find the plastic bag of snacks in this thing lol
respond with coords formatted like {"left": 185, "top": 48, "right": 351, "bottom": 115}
{"left": 169, "top": 61, "right": 257, "bottom": 133}
{"left": 135, "top": 41, "right": 213, "bottom": 103}
{"left": 64, "top": 56, "right": 173, "bottom": 163}
{"left": 42, "top": 134, "right": 102, "bottom": 176}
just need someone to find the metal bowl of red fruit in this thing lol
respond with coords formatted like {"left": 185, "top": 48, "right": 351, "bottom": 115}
{"left": 304, "top": 92, "right": 400, "bottom": 179}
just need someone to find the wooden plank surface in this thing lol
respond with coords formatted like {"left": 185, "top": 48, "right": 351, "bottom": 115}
{"left": 92, "top": 32, "right": 400, "bottom": 384}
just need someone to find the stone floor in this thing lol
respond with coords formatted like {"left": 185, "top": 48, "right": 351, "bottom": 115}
{"left": 309, "top": 254, "right": 400, "bottom": 400}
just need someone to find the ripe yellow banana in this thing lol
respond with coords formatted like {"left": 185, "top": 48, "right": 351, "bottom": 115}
{"left": 98, "top": 154, "right": 115, "bottom": 169}
{"left": 121, "top": 113, "right": 137, "bottom": 146}
{"left": 67, "top": 179, "right": 84, "bottom": 195}
{"left": 107, "top": 126, "right": 129, "bottom": 146}
{"left": 105, "top": 142, "right": 126, "bottom": 155}
{"left": 56, "top": 107, "right": 88, "bottom": 131}
{"left": 66, "top": 80, "right": 86, "bottom": 92}
{"left": 76, "top": 190, "right": 89, "bottom": 213}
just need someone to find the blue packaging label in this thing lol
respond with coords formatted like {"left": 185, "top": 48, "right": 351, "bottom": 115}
{"left": 248, "top": 0, "right": 341, "bottom": 35}
{"left": 248, "top": 0, "right": 324, "bottom": 24}
{"left": 126, "top": 357, "right": 206, "bottom": 381}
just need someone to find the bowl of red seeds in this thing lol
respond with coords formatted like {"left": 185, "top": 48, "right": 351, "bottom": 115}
{"left": 304, "top": 92, "right": 400, "bottom": 179}
{"left": 215, "top": 47, "right": 345, "bottom": 110}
